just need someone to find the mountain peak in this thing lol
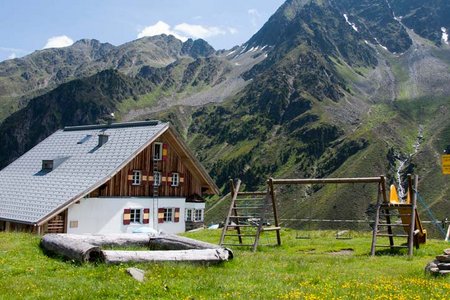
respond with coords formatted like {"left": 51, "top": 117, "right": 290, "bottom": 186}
{"left": 71, "top": 38, "right": 115, "bottom": 51}
{"left": 244, "top": 0, "right": 320, "bottom": 50}
{"left": 181, "top": 38, "right": 216, "bottom": 58}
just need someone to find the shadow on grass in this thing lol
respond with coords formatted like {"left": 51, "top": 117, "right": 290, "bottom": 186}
{"left": 373, "top": 247, "right": 409, "bottom": 256}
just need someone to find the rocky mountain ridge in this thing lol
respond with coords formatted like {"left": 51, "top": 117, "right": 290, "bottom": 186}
{"left": 0, "top": 35, "right": 215, "bottom": 121}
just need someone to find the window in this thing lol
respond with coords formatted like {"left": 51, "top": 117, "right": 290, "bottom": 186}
{"left": 171, "top": 173, "right": 180, "bottom": 187}
{"left": 185, "top": 209, "right": 193, "bottom": 221}
{"left": 42, "top": 160, "right": 54, "bottom": 170}
{"left": 154, "top": 171, "right": 161, "bottom": 186}
{"left": 194, "top": 209, "right": 204, "bottom": 222}
{"left": 164, "top": 208, "right": 174, "bottom": 222}
{"left": 130, "top": 208, "right": 142, "bottom": 223}
{"left": 132, "top": 170, "right": 141, "bottom": 185}
{"left": 153, "top": 142, "right": 163, "bottom": 161}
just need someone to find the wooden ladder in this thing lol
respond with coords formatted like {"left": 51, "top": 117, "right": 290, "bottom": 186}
{"left": 371, "top": 175, "right": 419, "bottom": 257}
{"left": 219, "top": 179, "right": 281, "bottom": 252}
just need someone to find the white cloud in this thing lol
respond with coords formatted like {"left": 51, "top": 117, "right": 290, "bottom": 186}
{"left": 43, "top": 35, "right": 74, "bottom": 49}
{"left": 137, "top": 21, "right": 188, "bottom": 41}
{"left": 228, "top": 27, "right": 238, "bottom": 35}
{"left": 7, "top": 53, "right": 16, "bottom": 59}
{"left": 174, "top": 23, "right": 226, "bottom": 39}
{"left": 248, "top": 9, "right": 261, "bottom": 27}
{"left": 138, "top": 21, "right": 233, "bottom": 41}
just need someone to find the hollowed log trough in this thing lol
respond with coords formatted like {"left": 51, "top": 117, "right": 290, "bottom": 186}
{"left": 41, "top": 233, "right": 233, "bottom": 264}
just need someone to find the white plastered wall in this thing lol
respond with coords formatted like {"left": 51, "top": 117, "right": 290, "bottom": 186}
{"left": 67, "top": 197, "right": 185, "bottom": 234}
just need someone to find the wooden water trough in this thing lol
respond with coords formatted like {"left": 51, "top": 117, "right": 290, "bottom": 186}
{"left": 41, "top": 233, "right": 233, "bottom": 264}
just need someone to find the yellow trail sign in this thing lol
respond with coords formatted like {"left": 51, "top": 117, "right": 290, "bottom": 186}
{"left": 443, "top": 155, "right": 450, "bottom": 175}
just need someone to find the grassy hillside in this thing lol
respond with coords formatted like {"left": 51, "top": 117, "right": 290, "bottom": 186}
{"left": 0, "top": 231, "right": 449, "bottom": 299}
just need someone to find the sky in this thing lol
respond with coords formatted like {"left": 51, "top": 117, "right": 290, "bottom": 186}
{"left": 0, "top": 0, "right": 285, "bottom": 62}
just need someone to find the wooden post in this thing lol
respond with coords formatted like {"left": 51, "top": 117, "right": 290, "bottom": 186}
{"left": 380, "top": 176, "right": 388, "bottom": 203}
{"left": 413, "top": 175, "right": 420, "bottom": 249}
{"left": 268, "top": 178, "right": 281, "bottom": 246}
{"left": 370, "top": 182, "right": 383, "bottom": 256}
{"left": 407, "top": 174, "right": 416, "bottom": 257}
{"left": 231, "top": 180, "right": 243, "bottom": 244}
{"left": 219, "top": 179, "right": 241, "bottom": 245}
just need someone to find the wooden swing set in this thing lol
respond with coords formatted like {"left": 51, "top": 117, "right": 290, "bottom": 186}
{"left": 220, "top": 174, "right": 426, "bottom": 256}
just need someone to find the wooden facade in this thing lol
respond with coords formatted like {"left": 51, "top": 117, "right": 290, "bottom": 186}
{"left": 0, "top": 221, "right": 37, "bottom": 233}
{"left": 89, "top": 132, "right": 205, "bottom": 198}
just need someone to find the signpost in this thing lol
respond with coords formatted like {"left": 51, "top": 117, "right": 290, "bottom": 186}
{"left": 443, "top": 155, "right": 450, "bottom": 175}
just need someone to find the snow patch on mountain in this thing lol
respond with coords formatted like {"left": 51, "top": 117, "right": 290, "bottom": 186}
{"left": 343, "top": 14, "right": 358, "bottom": 32}
{"left": 373, "top": 38, "right": 388, "bottom": 51}
{"left": 441, "top": 27, "right": 449, "bottom": 45}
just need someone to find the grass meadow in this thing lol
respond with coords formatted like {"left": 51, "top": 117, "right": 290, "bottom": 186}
{"left": 0, "top": 229, "right": 449, "bottom": 299}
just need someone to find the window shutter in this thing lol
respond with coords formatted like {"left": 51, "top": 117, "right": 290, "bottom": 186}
{"left": 123, "top": 208, "right": 131, "bottom": 225}
{"left": 174, "top": 208, "right": 180, "bottom": 223}
{"left": 143, "top": 208, "right": 150, "bottom": 224}
{"left": 127, "top": 171, "right": 133, "bottom": 184}
{"left": 158, "top": 208, "right": 165, "bottom": 224}
{"left": 179, "top": 173, "right": 185, "bottom": 184}
{"left": 162, "top": 144, "right": 168, "bottom": 161}
{"left": 167, "top": 172, "right": 173, "bottom": 186}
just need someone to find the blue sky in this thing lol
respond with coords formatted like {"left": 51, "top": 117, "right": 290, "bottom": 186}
{"left": 0, "top": 0, "right": 285, "bottom": 62}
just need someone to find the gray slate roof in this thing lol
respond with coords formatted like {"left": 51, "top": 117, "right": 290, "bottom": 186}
{"left": 0, "top": 121, "right": 168, "bottom": 224}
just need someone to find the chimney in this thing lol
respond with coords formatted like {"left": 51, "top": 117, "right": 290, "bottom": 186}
{"left": 98, "top": 134, "right": 109, "bottom": 147}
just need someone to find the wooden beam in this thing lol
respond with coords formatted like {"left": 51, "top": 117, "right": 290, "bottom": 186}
{"left": 268, "top": 177, "right": 383, "bottom": 185}
{"left": 408, "top": 174, "right": 418, "bottom": 257}
{"left": 268, "top": 178, "right": 281, "bottom": 246}
{"left": 219, "top": 179, "right": 241, "bottom": 245}
{"left": 407, "top": 174, "right": 418, "bottom": 257}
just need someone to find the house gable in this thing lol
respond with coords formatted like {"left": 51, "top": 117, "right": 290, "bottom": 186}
{"left": 88, "top": 128, "right": 216, "bottom": 198}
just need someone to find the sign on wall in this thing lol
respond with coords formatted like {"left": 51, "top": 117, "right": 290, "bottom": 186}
{"left": 443, "top": 155, "right": 450, "bottom": 175}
